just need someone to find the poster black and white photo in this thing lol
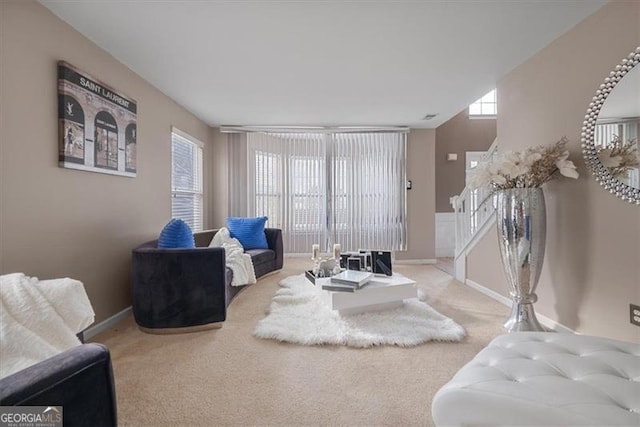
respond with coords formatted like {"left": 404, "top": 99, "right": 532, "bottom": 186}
{"left": 58, "top": 61, "right": 137, "bottom": 177}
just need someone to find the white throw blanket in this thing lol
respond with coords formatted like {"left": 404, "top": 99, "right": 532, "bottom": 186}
{"left": 0, "top": 273, "right": 95, "bottom": 379}
{"left": 209, "top": 228, "right": 257, "bottom": 287}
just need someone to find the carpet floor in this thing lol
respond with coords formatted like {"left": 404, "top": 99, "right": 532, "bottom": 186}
{"left": 93, "top": 258, "right": 509, "bottom": 426}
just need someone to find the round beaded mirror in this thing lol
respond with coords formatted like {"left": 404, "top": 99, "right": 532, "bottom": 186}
{"left": 581, "top": 47, "right": 640, "bottom": 205}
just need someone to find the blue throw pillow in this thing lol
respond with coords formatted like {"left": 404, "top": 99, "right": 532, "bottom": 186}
{"left": 226, "top": 216, "right": 268, "bottom": 250}
{"left": 158, "top": 219, "right": 195, "bottom": 249}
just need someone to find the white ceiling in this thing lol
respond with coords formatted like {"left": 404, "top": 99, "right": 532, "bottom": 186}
{"left": 41, "top": 0, "right": 606, "bottom": 128}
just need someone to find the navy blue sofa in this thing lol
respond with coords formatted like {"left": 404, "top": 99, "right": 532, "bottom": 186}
{"left": 131, "top": 228, "right": 283, "bottom": 332}
{"left": 0, "top": 343, "right": 117, "bottom": 427}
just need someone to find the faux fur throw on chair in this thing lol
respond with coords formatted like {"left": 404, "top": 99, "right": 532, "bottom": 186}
{"left": 209, "top": 227, "right": 257, "bottom": 287}
{"left": 0, "top": 273, "right": 95, "bottom": 379}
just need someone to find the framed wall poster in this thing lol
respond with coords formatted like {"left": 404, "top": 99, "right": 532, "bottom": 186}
{"left": 58, "top": 61, "right": 137, "bottom": 177}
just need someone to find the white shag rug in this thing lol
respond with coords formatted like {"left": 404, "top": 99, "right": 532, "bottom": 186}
{"left": 254, "top": 274, "right": 466, "bottom": 348}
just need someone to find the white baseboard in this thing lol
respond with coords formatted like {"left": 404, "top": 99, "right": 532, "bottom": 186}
{"left": 394, "top": 259, "right": 437, "bottom": 265}
{"left": 465, "top": 278, "right": 512, "bottom": 305}
{"left": 84, "top": 306, "right": 132, "bottom": 340}
{"left": 465, "top": 279, "right": 575, "bottom": 334}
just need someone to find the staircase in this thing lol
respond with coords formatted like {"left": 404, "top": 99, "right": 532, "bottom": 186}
{"left": 450, "top": 140, "right": 498, "bottom": 282}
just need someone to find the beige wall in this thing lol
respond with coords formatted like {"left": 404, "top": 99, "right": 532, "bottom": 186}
{"left": 396, "top": 129, "right": 436, "bottom": 261}
{"left": 435, "top": 111, "right": 496, "bottom": 212}
{"left": 0, "top": 1, "right": 212, "bottom": 324}
{"left": 467, "top": 1, "right": 640, "bottom": 342}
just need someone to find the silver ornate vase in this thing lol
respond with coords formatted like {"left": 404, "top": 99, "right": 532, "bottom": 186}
{"left": 495, "top": 188, "right": 546, "bottom": 332}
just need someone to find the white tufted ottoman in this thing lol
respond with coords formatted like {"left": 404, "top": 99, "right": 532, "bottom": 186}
{"left": 432, "top": 332, "right": 640, "bottom": 426}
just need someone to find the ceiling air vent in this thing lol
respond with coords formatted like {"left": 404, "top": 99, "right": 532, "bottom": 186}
{"left": 422, "top": 113, "right": 438, "bottom": 120}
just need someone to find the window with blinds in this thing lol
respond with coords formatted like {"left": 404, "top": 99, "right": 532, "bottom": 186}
{"left": 171, "top": 128, "right": 203, "bottom": 232}
{"left": 241, "top": 132, "right": 406, "bottom": 253}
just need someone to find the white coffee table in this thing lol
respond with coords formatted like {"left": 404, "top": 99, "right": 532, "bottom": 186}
{"left": 316, "top": 273, "right": 417, "bottom": 315}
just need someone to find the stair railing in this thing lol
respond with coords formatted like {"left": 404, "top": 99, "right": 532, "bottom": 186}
{"left": 450, "top": 140, "right": 498, "bottom": 259}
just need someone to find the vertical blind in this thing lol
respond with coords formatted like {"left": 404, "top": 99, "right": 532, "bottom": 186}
{"left": 594, "top": 123, "right": 622, "bottom": 147}
{"left": 594, "top": 121, "right": 639, "bottom": 187}
{"left": 232, "top": 131, "right": 407, "bottom": 253}
{"left": 331, "top": 132, "right": 407, "bottom": 251}
{"left": 171, "top": 129, "right": 203, "bottom": 232}
{"left": 228, "top": 133, "right": 248, "bottom": 217}
{"left": 246, "top": 132, "right": 327, "bottom": 253}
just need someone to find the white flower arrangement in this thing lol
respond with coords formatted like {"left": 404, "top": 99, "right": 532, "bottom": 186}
{"left": 469, "top": 137, "right": 579, "bottom": 190}
{"left": 596, "top": 135, "right": 639, "bottom": 180}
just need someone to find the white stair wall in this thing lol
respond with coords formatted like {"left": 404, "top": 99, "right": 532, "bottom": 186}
{"left": 435, "top": 212, "right": 456, "bottom": 257}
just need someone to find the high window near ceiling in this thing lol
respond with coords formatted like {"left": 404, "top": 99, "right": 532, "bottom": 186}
{"left": 469, "top": 89, "right": 497, "bottom": 117}
{"left": 230, "top": 132, "right": 407, "bottom": 253}
{"left": 171, "top": 128, "right": 203, "bottom": 232}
